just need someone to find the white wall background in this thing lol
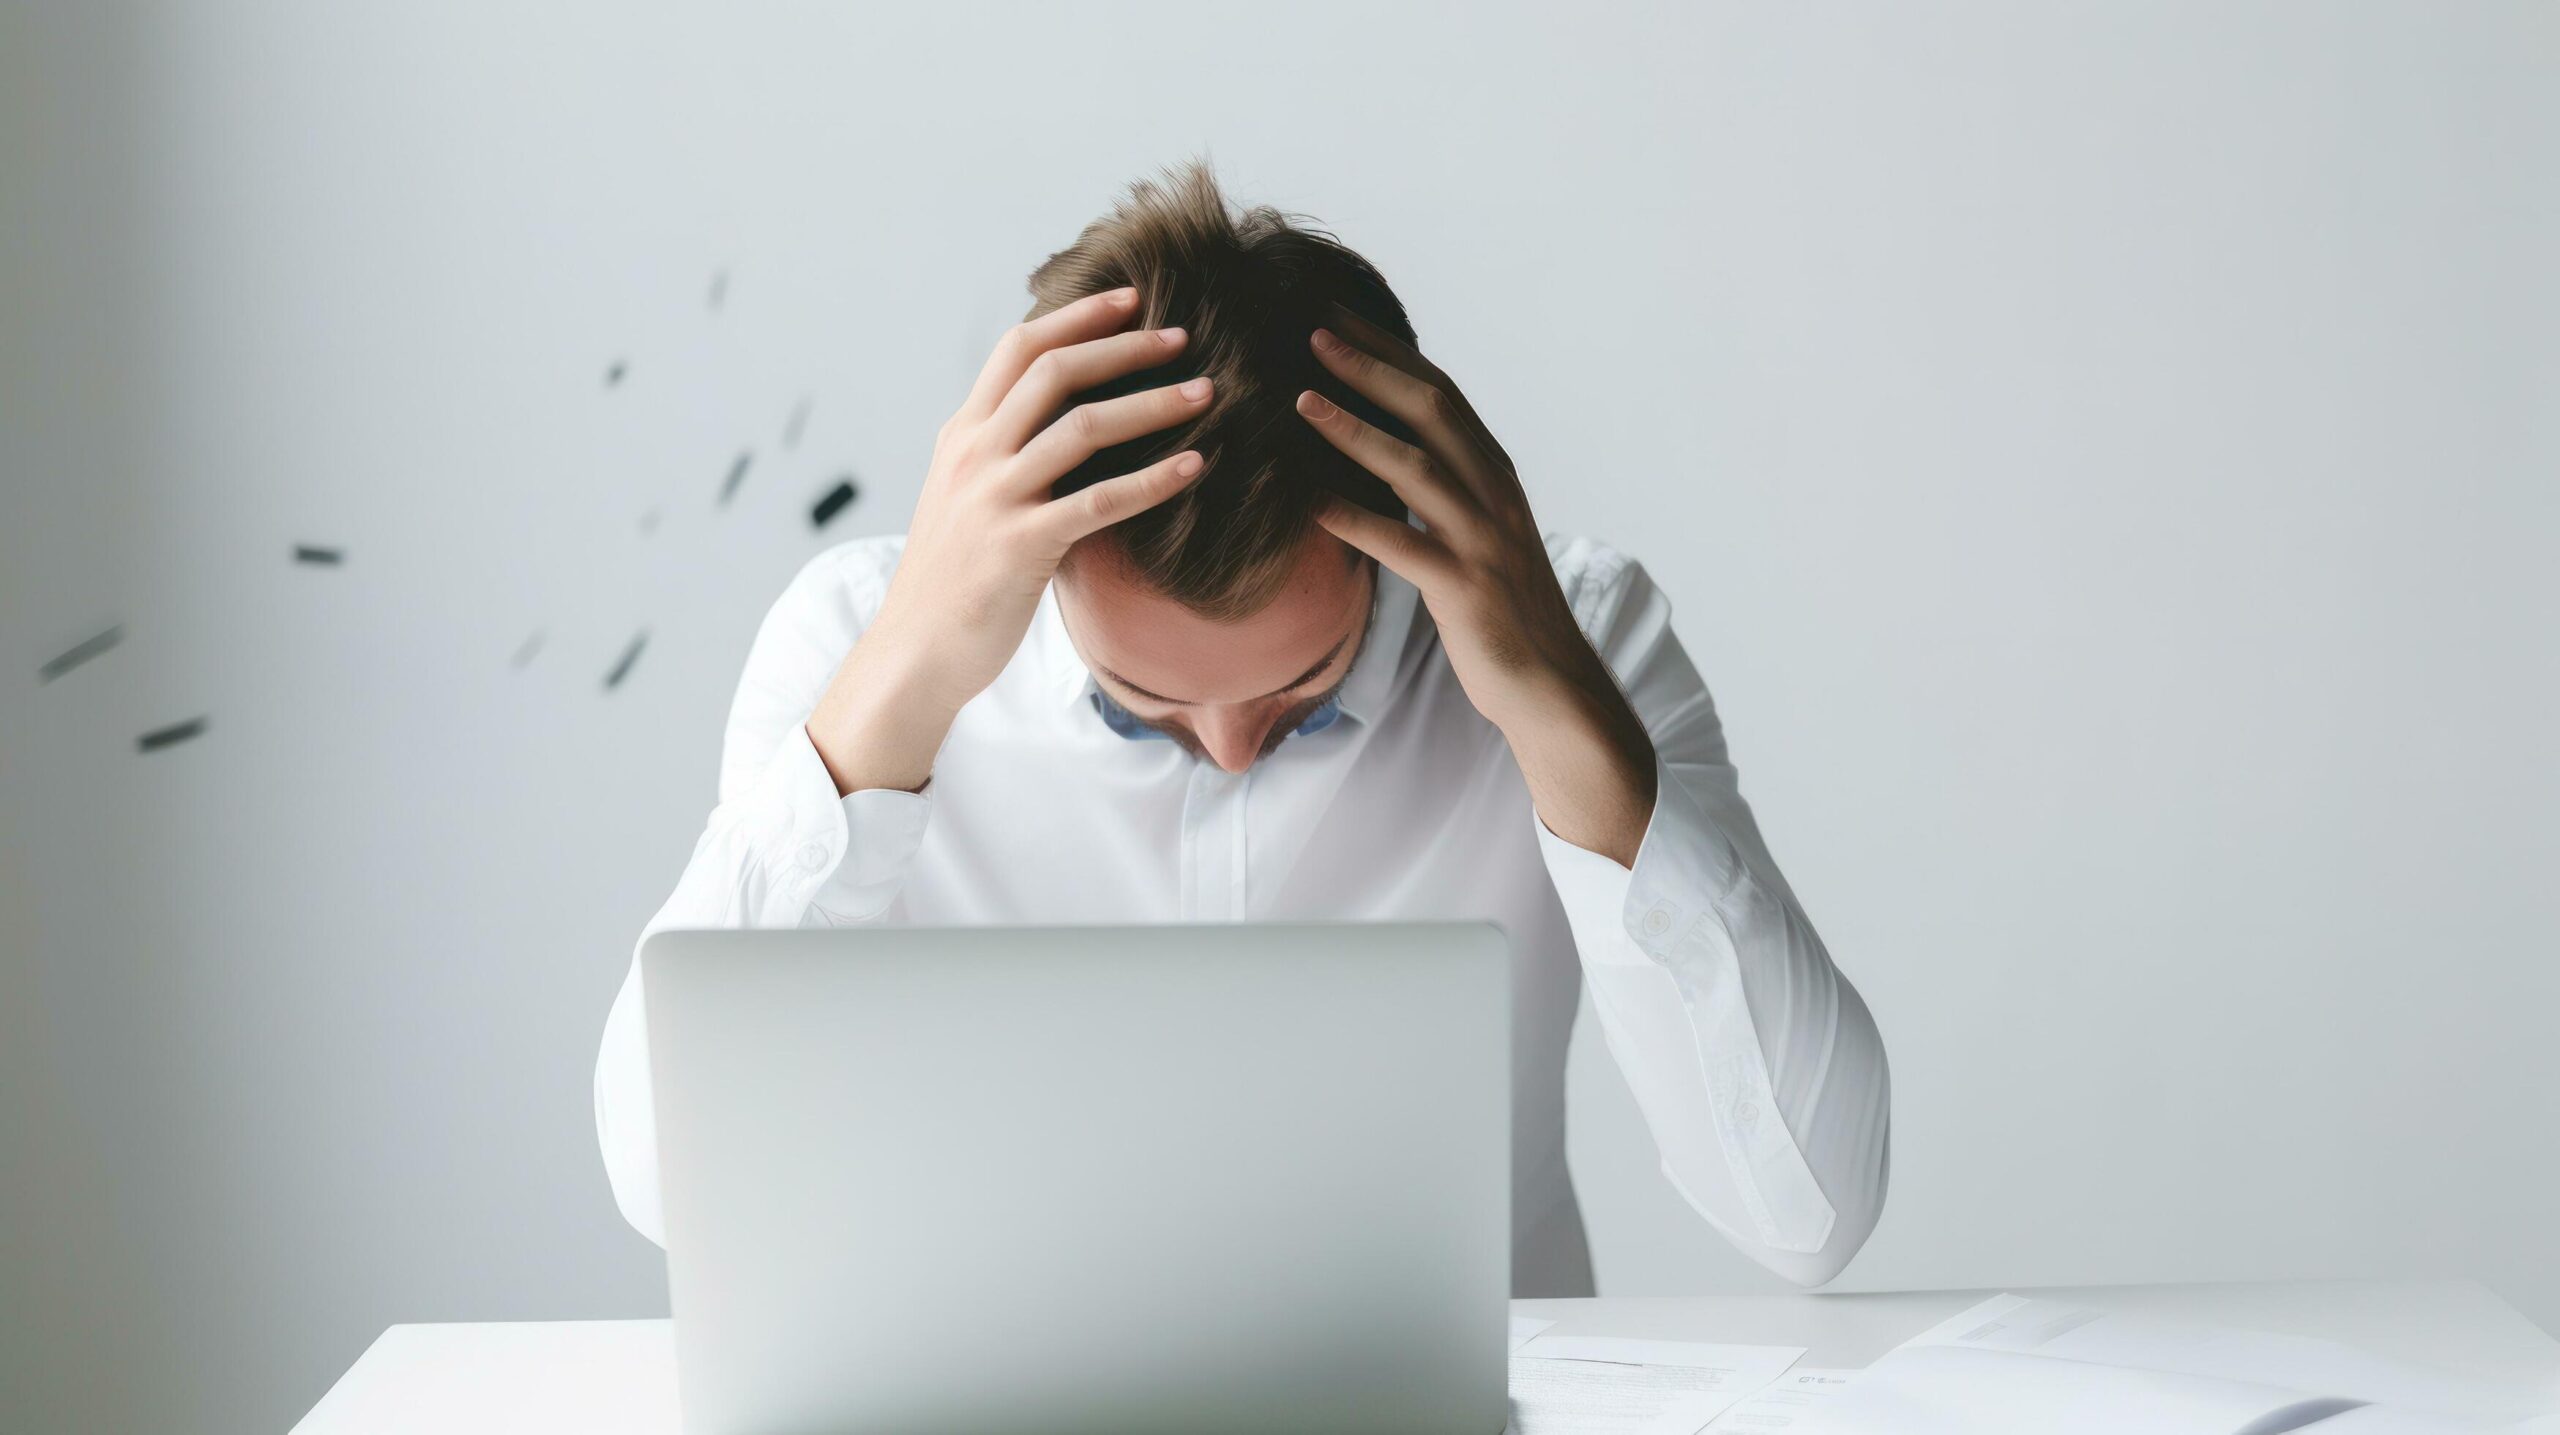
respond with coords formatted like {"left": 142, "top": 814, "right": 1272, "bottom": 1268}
{"left": 3, "top": 3, "right": 2553, "bottom": 1431}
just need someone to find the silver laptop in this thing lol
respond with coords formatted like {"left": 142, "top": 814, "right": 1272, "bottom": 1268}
{"left": 641, "top": 922, "right": 1512, "bottom": 1435}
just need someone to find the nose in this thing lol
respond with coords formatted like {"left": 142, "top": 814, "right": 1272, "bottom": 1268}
{"left": 1193, "top": 705, "right": 1272, "bottom": 774}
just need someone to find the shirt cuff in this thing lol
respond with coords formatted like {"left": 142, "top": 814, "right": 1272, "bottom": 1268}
{"left": 1531, "top": 753, "right": 1750, "bottom": 967}
{"left": 732, "top": 723, "right": 933, "bottom": 922}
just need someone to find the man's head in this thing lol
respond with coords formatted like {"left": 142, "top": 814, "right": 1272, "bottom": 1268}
{"left": 1031, "top": 161, "right": 1420, "bottom": 771}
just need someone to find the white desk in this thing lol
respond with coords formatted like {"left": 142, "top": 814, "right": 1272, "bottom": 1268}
{"left": 292, "top": 1278, "right": 2560, "bottom": 1434}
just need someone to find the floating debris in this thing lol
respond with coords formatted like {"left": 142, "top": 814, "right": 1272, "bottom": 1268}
{"left": 512, "top": 631, "right": 545, "bottom": 669}
{"left": 39, "top": 625, "right": 123, "bottom": 683}
{"left": 292, "top": 544, "right": 343, "bottom": 566}
{"left": 708, "top": 269, "right": 729, "bottom": 310}
{"left": 606, "top": 360, "right": 628, "bottom": 387}
{"left": 137, "top": 716, "right": 208, "bottom": 753}
{"left": 811, "top": 478, "right": 859, "bottom": 530}
{"left": 720, "top": 451, "right": 752, "bottom": 506}
{"left": 639, "top": 508, "right": 661, "bottom": 535}
{"left": 604, "top": 631, "right": 648, "bottom": 690}
{"left": 783, "top": 396, "right": 811, "bottom": 450}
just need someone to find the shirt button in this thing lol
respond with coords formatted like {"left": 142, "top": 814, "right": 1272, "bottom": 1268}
{"left": 797, "top": 842, "right": 830, "bottom": 872}
{"left": 1736, "top": 1101, "right": 1760, "bottom": 1126}
{"left": 1641, "top": 907, "right": 1672, "bottom": 937}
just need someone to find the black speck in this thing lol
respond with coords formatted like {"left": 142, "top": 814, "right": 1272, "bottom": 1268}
{"left": 783, "top": 396, "right": 811, "bottom": 450}
{"left": 811, "top": 478, "right": 859, "bottom": 529}
{"left": 512, "top": 631, "right": 545, "bottom": 669}
{"left": 137, "top": 716, "right": 208, "bottom": 753}
{"left": 40, "top": 625, "right": 123, "bottom": 683}
{"left": 720, "top": 451, "right": 752, "bottom": 506}
{"left": 606, "top": 360, "right": 628, "bottom": 387}
{"left": 604, "top": 631, "right": 648, "bottom": 690}
{"left": 293, "top": 544, "right": 343, "bottom": 566}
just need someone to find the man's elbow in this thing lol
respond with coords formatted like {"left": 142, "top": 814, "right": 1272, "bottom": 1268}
{"left": 595, "top": 1079, "right": 670, "bottom": 1249}
{"left": 1735, "top": 1128, "right": 1890, "bottom": 1288}
{"left": 595, "top": 963, "right": 673, "bottom": 1248}
{"left": 605, "top": 1162, "right": 669, "bottom": 1250}
{"left": 1758, "top": 1245, "right": 1856, "bottom": 1290}
{"left": 1762, "top": 974, "right": 1893, "bottom": 1287}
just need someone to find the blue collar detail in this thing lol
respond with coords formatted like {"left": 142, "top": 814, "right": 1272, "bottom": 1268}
{"left": 1089, "top": 689, "right": 1343, "bottom": 743}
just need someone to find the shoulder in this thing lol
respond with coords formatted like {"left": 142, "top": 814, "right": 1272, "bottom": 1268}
{"left": 1541, "top": 532, "right": 1662, "bottom": 635}
{"left": 759, "top": 533, "right": 907, "bottom": 635}
{"left": 784, "top": 533, "right": 907, "bottom": 612}
{"left": 736, "top": 533, "right": 907, "bottom": 681}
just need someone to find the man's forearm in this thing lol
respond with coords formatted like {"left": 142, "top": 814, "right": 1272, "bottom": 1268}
{"left": 1494, "top": 659, "right": 1659, "bottom": 868}
{"left": 804, "top": 622, "right": 963, "bottom": 797}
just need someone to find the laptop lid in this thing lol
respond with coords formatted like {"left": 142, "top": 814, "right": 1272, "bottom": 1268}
{"left": 642, "top": 921, "right": 1511, "bottom": 1435}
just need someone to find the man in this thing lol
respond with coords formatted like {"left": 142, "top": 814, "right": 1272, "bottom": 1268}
{"left": 595, "top": 163, "right": 1888, "bottom": 1294}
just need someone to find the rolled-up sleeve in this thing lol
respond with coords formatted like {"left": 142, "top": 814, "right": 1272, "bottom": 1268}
{"left": 1533, "top": 535, "right": 1890, "bottom": 1286}
{"left": 593, "top": 539, "right": 929, "bottom": 1247}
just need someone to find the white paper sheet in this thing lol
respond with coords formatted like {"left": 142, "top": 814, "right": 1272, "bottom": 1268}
{"left": 1903, "top": 1294, "right": 2548, "bottom": 1423}
{"left": 1786, "top": 1343, "right": 2356, "bottom": 1435}
{"left": 1701, "top": 1367, "right": 1858, "bottom": 1430}
{"left": 2307, "top": 1408, "right": 2560, "bottom": 1433}
{"left": 1504, "top": 1343, "right": 1808, "bottom": 1435}
{"left": 2305, "top": 1407, "right": 2517, "bottom": 1433}
{"left": 1509, "top": 1316, "right": 1559, "bottom": 1353}
{"left": 1514, "top": 1334, "right": 1798, "bottom": 1372}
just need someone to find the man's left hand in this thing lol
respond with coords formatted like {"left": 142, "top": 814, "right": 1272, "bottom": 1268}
{"left": 1296, "top": 304, "right": 1659, "bottom": 867}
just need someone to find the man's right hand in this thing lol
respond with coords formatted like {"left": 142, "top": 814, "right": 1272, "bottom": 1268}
{"left": 804, "top": 286, "right": 1210, "bottom": 795}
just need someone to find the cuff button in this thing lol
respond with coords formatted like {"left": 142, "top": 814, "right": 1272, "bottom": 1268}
{"left": 1640, "top": 906, "right": 1672, "bottom": 937}
{"left": 797, "top": 842, "right": 830, "bottom": 872}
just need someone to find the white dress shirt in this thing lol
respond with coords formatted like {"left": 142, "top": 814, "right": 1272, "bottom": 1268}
{"left": 594, "top": 532, "right": 1890, "bottom": 1292}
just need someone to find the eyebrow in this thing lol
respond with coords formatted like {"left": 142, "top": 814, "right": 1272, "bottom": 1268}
{"left": 1099, "top": 633, "right": 1352, "bottom": 707}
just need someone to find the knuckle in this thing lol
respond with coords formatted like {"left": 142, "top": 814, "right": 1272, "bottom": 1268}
{"left": 1080, "top": 484, "right": 1126, "bottom": 525}
{"left": 996, "top": 323, "right": 1036, "bottom": 359}
{"left": 1420, "top": 385, "right": 1462, "bottom": 426}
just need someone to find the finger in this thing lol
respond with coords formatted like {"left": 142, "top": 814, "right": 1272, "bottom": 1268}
{"left": 1013, "top": 376, "right": 1214, "bottom": 488}
{"left": 1315, "top": 305, "right": 1508, "bottom": 463}
{"left": 1314, "top": 495, "right": 1450, "bottom": 592}
{"left": 1320, "top": 299, "right": 1456, "bottom": 395}
{"left": 958, "top": 287, "right": 1141, "bottom": 422}
{"left": 1041, "top": 449, "right": 1207, "bottom": 545}
{"left": 1293, "top": 388, "right": 1471, "bottom": 530}
{"left": 1309, "top": 324, "right": 1478, "bottom": 464}
{"left": 987, "top": 324, "right": 1193, "bottom": 453}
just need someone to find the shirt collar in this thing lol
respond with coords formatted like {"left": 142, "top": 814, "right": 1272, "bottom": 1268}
{"left": 1091, "top": 687, "right": 1343, "bottom": 742}
{"left": 1035, "top": 560, "right": 1420, "bottom": 729}
{"left": 1331, "top": 562, "right": 1419, "bottom": 726}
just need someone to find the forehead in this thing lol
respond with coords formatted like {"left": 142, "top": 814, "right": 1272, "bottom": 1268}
{"left": 1057, "top": 532, "right": 1372, "bottom": 705}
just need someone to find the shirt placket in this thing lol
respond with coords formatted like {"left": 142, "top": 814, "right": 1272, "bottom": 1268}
{"left": 1179, "top": 763, "right": 1251, "bottom": 921}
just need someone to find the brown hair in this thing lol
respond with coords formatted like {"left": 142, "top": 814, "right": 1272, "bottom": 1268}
{"left": 1026, "top": 159, "right": 1419, "bottom": 620}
